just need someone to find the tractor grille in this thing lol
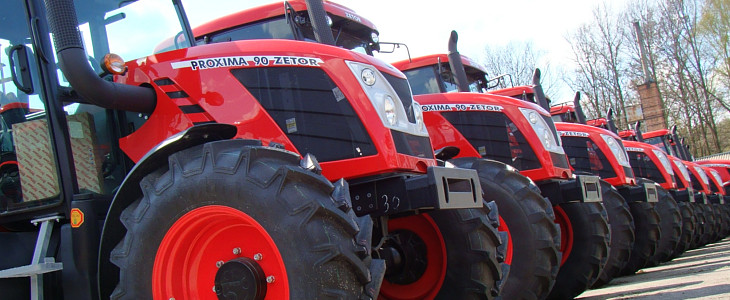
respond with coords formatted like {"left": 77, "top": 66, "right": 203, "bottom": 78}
{"left": 561, "top": 136, "right": 617, "bottom": 178}
{"left": 627, "top": 150, "right": 666, "bottom": 183}
{"left": 441, "top": 111, "right": 541, "bottom": 171}
{"left": 232, "top": 67, "right": 377, "bottom": 162}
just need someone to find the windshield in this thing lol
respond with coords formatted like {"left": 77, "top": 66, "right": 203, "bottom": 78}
{"left": 403, "top": 64, "right": 487, "bottom": 95}
{"left": 644, "top": 136, "right": 672, "bottom": 156}
{"left": 195, "top": 6, "right": 376, "bottom": 55}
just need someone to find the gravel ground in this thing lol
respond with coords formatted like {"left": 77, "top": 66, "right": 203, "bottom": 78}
{"left": 577, "top": 237, "right": 730, "bottom": 300}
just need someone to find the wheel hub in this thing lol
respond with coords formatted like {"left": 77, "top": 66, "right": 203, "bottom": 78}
{"left": 214, "top": 257, "right": 267, "bottom": 300}
{"left": 382, "top": 229, "right": 428, "bottom": 285}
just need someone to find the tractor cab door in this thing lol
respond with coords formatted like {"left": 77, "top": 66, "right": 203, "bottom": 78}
{"left": 0, "top": 0, "right": 73, "bottom": 220}
{"left": 0, "top": 0, "right": 139, "bottom": 222}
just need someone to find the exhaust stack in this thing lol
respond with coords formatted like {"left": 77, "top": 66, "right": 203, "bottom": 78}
{"left": 45, "top": 0, "right": 156, "bottom": 113}
{"left": 531, "top": 69, "right": 550, "bottom": 110}
{"left": 447, "top": 30, "right": 470, "bottom": 93}
{"left": 572, "top": 91, "right": 587, "bottom": 124}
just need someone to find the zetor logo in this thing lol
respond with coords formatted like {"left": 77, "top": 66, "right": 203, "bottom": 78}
{"left": 345, "top": 12, "right": 362, "bottom": 22}
{"left": 171, "top": 56, "right": 324, "bottom": 70}
{"left": 559, "top": 131, "right": 590, "bottom": 137}
{"left": 625, "top": 147, "right": 645, "bottom": 152}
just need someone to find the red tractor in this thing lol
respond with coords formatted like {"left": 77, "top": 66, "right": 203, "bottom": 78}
{"left": 551, "top": 102, "right": 687, "bottom": 276}
{"left": 623, "top": 127, "right": 730, "bottom": 246}
{"left": 391, "top": 33, "right": 613, "bottom": 300}
{"left": 0, "top": 0, "right": 505, "bottom": 299}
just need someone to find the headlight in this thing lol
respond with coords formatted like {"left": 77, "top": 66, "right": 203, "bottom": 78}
{"left": 413, "top": 101, "right": 424, "bottom": 131}
{"left": 384, "top": 95, "right": 396, "bottom": 125}
{"left": 519, "top": 108, "right": 564, "bottom": 154}
{"left": 672, "top": 160, "right": 691, "bottom": 182}
{"left": 601, "top": 134, "right": 630, "bottom": 167}
{"left": 694, "top": 166, "right": 710, "bottom": 185}
{"left": 361, "top": 68, "right": 376, "bottom": 86}
{"left": 346, "top": 60, "right": 428, "bottom": 136}
{"left": 710, "top": 170, "right": 723, "bottom": 186}
{"left": 652, "top": 149, "right": 674, "bottom": 175}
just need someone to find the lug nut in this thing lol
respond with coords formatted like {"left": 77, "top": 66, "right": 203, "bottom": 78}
{"left": 233, "top": 247, "right": 241, "bottom": 255}
{"left": 254, "top": 253, "right": 263, "bottom": 261}
{"left": 266, "top": 276, "right": 275, "bottom": 283}
{"left": 216, "top": 260, "right": 224, "bottom": 268}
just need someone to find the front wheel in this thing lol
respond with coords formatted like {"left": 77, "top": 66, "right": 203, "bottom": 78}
{"left": 378, "top": 200, "right": 504, "bottom": 300}
{"left": 592, "top": 180, "right": 635, "bottom": 288}
{"left": 109, "top": 141, "right": 372, "bottom": 299}
{"left": 453, "top": 158, "right": 560, "bottom": 300}
{"left": 619, "top": 201, "right": 661, "bottom": 276}
{"left": 547, "top": 202, "right": 609, "bottom": 300}
{"left": 647, "top": 184, "right": 681, "bottom": 266}
{"left": 670, "top": 201, "right": 696, "bottom": 259}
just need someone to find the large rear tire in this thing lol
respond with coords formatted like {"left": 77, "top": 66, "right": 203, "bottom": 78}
{"left": 619, "top": 201, "right": 661, "bottom": 276}
{"left": 109, "top": 141, "right": 372, "bottom": 299}
{"left": 547, "top": 202, "right": 609, "bottom": 300}
{"left": 378, "top": 201, "right": 504, "bottom": 300}
{"left": 671, "top": 201, "right": 697, "bottom": 258}
{"left": 591, "top": 180, "right": 634, "bottom": 288}
{"left": 453, "top": 158, "right": 560, "bottom": 300}
{"left": 647, "top": 185, "right": 681, "bottom": 266}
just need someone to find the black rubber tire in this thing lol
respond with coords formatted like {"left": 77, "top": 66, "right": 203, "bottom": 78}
{"left": 619, "top": 201, "right": 661, "bottom": 276}
{"left": 547, "top": 202, "right": 609, "bottom": 300}
{"left": 700, "top": 203, "right": 717, "bottom": 246}
{"left": 454, "top": 158, "right": 560, "bottom": 300}
{"left": 646, "top": 185, "right": 681, "bottom": 266}
{"left": 721, "top": 205, "right": 730, "bottom": 238}
{"left": 711, "top": 204, "right": 725, "bottom": 242}
{"left": 670, "top": 201, "right": 697, "bottom": 258}
{"left": 429, "top": 200, "right": 505, "bottom": 299}
{"left": 591, "top": 180, "right": 635, "bottom": 288}
{"left": 109, "top": 141, "right": 372, "bottom": 299}
{"left": 689, "top": 203, "right": 707, "bottom": 249}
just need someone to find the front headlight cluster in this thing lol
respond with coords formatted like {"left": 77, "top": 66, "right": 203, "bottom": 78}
{"left": 673, "top": 160, "right": 691, "bottom": 182}
{"left": 652, "top": 149, "right": 674, "bottom": 175}
{"left": 694, "top": 166, "right": 710, "bottom": 185}
{"left": 710, "top": 170, "right": 723, "bottom": 186}
{"left": 601, "top": 134, "right": 631, "bottom": 168}
{"left": 519, "top": 108, "right": 564, "bottom": 154}
{"left": 346, "top": 60, "right": 427, "bottom": 136}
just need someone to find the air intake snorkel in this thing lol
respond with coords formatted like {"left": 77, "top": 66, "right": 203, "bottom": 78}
{"left": 44, "top": 0, "right": 156, "bottom": 113}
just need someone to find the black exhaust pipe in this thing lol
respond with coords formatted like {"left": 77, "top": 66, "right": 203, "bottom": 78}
{"left": 572, "top": 91, "right": 587, "bottom": 124}
{"left": 634, "top": 121, "right": 644, "bottom": 142}
{"left": 606, "top": 108, "right": 618, "bottom": 134}
{"left": 447, "top": 30, "right": 470, "bottom": 93}
{"left": 45, "top": 0, "right": 156, "bottom": 113}
{"left": 305, "top": 0, "right": 336, "bottom": 46}
{"left": 531, "top": 69, "right": 550, "bottom": 110}
{"left": 670, "top": 125, "right": 690, "bottom": 160}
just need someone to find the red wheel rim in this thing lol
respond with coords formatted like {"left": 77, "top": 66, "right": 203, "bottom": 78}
{"left": 380, "top": 214, "right": 447, "bottom": 300}
{"left": 499, "top": 215, "right": 513, "bottom": 265}
{"left": 152, "top": 205, "right": 288, "bottom": 300}
{"left": 554, "top": 206, "right": 573, "bottom": 266}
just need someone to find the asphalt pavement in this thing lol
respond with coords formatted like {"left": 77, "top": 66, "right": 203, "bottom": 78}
{"left": 578, "top": 237, "right": 730, "bottom": 299}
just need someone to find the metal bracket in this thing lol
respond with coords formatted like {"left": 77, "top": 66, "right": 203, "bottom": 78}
{"left": 0, "top": 215, "right": 63, "bottom": 300}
